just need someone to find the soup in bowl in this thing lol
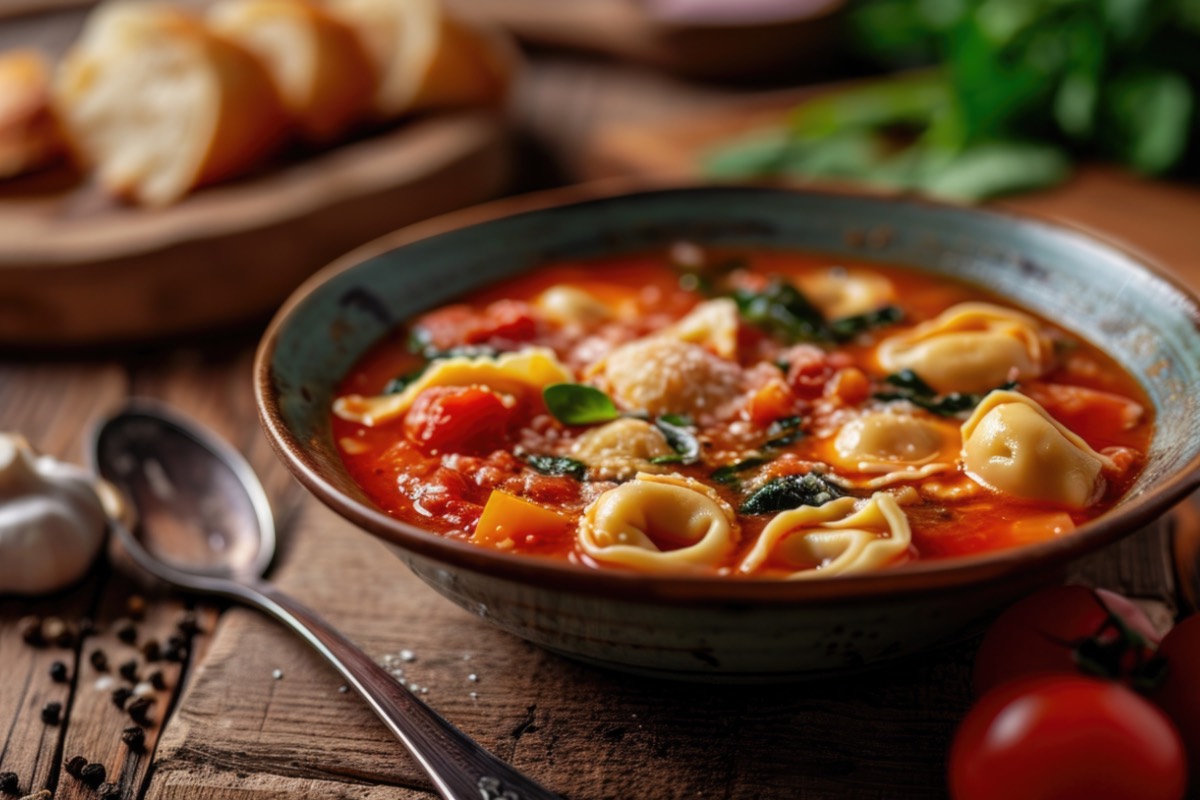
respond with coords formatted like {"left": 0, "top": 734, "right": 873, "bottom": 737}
{"left": 256, "top": 184, "right": 1200, "bottom": 680}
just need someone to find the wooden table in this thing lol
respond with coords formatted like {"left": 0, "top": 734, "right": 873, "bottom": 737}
{"left": 2, "top": 54, "right": 1199, "bottom": 800}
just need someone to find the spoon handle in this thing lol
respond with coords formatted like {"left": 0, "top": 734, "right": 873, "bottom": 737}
{"left": 241, "top": 580, "right": 563, "bottom": 800}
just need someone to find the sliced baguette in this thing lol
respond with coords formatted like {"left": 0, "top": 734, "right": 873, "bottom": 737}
{"left": 209, "top": 0, "right": 376, "bottom": 145}
{"left": 0, "top": 49, "right": 66, "bottom": 179}
{"left": 54, "top": 2, "right": 288, "bottom": 206}
{"left": 321, "top": 0, "right": 513, "bottom": 119}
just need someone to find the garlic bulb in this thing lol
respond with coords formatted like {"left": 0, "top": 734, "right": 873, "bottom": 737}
{"left": 0, "top": 433, "right": 109, "bottom": 595}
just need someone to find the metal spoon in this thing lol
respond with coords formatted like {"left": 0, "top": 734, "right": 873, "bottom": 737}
{"left": 91, "top": 400, "right": 561, "bottom": 800}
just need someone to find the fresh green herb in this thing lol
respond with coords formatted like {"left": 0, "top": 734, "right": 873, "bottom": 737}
{"left": 708, "top": 2, "right": 1200, "bottom": 200}
{"left": 654, "top": 415, "right": 701, "bottom": 464}
{"left": 873, "top": 370, "right": 1016, "bottom": 416}
{"left": 740, "top": 473, "right": 844, "bottom": 515}
{"left": 524, "top": 455, "right": 588, "bottom": 481}
{"left": 828, "top": 305, "right": 905, "bottom": 341}
{"left": 711, "top": 457, "right": 767, "bottom": 486}
{"left": 733, "top": 279, "right": 830, "bottom": 343}
{"left": 543, "top": 384, "right": 621, "bottom": 426}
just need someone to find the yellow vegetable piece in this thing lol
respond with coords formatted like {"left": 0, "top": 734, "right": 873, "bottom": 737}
{"left": 472, "top": 490, "right": 571, "bottom": 549}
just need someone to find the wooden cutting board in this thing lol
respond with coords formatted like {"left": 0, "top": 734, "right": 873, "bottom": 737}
{"left": 581, "top": 96, "right": 1200, "bottom": 288}
{"left": 0, "top": 7, "right": 512, "bottom": 348}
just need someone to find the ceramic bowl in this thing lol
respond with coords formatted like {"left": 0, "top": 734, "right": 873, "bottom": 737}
{"left": 256, "top": 184, "right": 1200, "bottom": 681}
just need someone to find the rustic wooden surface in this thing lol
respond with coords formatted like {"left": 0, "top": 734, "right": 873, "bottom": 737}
{"left": 2, "top": 45, "right": 1199, "bottom": 800}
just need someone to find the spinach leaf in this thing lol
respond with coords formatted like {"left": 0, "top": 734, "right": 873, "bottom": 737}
{"left": 733, "top": 279, "right": 830, "bottom": 343}
{"left": 383, "top": 366, "right": 428, "bottom": 395}
{"left": 764, "top": 415, "right": 804, "bottom": 449}
{"left": 524, "top": 455, "right": 588, "bottom": 481}
{"left": 654, "top": 415, "right": 701, "bottom": 464}
{"left": 874, "top": 370, "right": 1016, "bottom": 416}
{"left": 828, "top": 305, "right": 905, "bottom": 341}
{"left": 740, "top": 473, "right": 844, "bottom": 515}
{"left": 711, "top": 457, "right": 767, "bottom": 486}
{"left": 543, "top": 384, "right": 621, "bottom": 426}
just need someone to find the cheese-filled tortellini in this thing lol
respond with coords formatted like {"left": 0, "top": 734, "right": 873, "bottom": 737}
{"left": 830, "top": 411, "right": 958, "bottom": 475}
{"left": 960, "top": 390, "right": 1115, "bottom": 509}
{"left": 578, "top": 473, "right": 739, "bottom": 571}
{"left": 333, "top": 347, "right": 572, "bottom": 426}
{"left": 661, "top": 298, "right": 740, "bottom": 359}
{"left": 738, "top": 493, "right": 911, "bottom": 579}
{"left": 534, "top": 286, "right": 613, "bottom": 326}
{"left": 876, "top": 302, "right": 1052, "bottom": 395}
{"left": 570, "top": 418, "right": 675, "bottom": 481}
{"left": 594, "top": 337, "right": 741, "bottom": 417}
{"left": 797, "top": 268, "right": 895, "bottom": 320}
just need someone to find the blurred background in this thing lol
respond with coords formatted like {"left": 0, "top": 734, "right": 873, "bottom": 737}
{"left": 0, "top": 0, "right": 1198, "bottom": 346}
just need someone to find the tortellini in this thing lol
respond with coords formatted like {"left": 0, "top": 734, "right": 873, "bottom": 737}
{"left": 797, "top": 268, "right": 896, "bottom": 320}
{"left": 534, "top": 286, "right": 613, "bottom": 326}
{"left": 738, "top": 493, "right": 911, "bottom": 579}
{"left": 593, "top": 337, "right": 741, "bottom": 418}
{"left": 661, "top": 298, "right": 740, "bottom": 359}
{"left": 876, "top": 302, "right": 1052, "bottom": 395}
{"left": 569, "top": 418, "right": 675, "bottom": 481}
{"left": 960, "top": 390, "right": 1115, "bottom": 509}
{"left": 578, "top": 473, "right": 739, "bottom": 571}
{"left": 830, "top": 411, "right": 957, "bottom": 475}
{"left": 333, "top": 347, "right": 572, "bottom": 426}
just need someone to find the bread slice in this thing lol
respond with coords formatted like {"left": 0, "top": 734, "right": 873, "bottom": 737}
{"left": 54, "top": 2, "right": 288, "bottom": 206}
{"left": 321, "top": 0, "right": 513, "bottom": 119}
{"left": 209, "top": 0, "right": 376, "bottom": 145}
{"left": 0, "top": 49, "right": 66, "bottom": 178}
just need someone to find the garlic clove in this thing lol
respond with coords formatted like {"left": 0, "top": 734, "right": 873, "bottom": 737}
{"left": 0, "top": 433, "right": 108, "bottom": 596}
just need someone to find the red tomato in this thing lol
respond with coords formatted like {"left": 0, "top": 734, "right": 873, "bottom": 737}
{"left": 1151, "top": 614, "right": 1200, "bottom": 780}
{"left": 415, "top": 300, "right": 538, "bottom": 350}
{"left": 782, "top": 345, "right": 849, "bottom": 399}
{"left": 949, "top": 676, "right": 1186, "bottom": 800}
{"left": 973, "top": 585, "right": 1161, "bottom": 696}
{"left": 404, "top": 386, "right": 516, "bottom": 454}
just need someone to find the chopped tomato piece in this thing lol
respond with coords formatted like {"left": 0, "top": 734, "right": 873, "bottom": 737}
{"left": 746, "top": 378, "right": 799, "bottom": 426}
{"left": 1026, "top": 383, "right": 1145, "bottom": 440}
{"left": 472, "top": 490, "right": 574, "bottom": 550}
{"left": 825, "top": 367, "right": 871, "bottom": 406}
{"left": 414, "top": 300, "right": 539, "bottom": 350}
{"left": 781, "top": 345, "right": 851, "bottom": 399}
{"left": 404, "top": 386, "right": 516, "bottom": 454}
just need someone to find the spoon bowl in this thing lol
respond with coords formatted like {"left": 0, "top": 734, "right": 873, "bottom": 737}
{"left": 91, "top": 401, "right": 562, "bottom": 800}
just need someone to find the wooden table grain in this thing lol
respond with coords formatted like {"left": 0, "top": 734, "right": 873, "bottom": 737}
{"left": 2, "top": 54, "right": 1198, "bottom": 800}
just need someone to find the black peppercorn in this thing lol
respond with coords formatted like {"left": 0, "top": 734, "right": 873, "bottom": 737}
{"left": 140, "top": 640, "right": 161, "bottom": 663}
{"left": 176, "top": 613, "right": 200, "bottom": 637}
{"left": 49, "top": 661, "right": 69, "bottom": 683}
{"left": 114, "top": 619, "right": 137, "bottom": 645}
{"left": 78, "top": 617, "right": 97, "bottom": 638}
{"left": 127, "top": 697, "right": 154, "bottom": 727}
{"left": 64, "top": 756, "right": 88, "bottom": 779}
{"left": 163, "top": 643, "right": 186, "bottom": 663}
{"left": 90, "top": 649, "right": 109, "bottom": 672}
{"left": 111, "top": 687, "right": 132, "bottom": 710}
{"left": 79, "top": 762, "right": 106, "bottom": 788}
{"left": 148, "top": 669, "right": 167, "bottom": 691}
{"left": 121, "top": 725, "right": 146, "bottom": 751}
{"left": 18, "top": 616, "right": 43, "bottom": 647}
{"left": 54, "top": 626, "right": 76, "bottom": 649}
{"left": 40, "top": 701, "right": 62, "bottom": 725}
{"left": 0, "top": 771, "right": 17, "bottom": 794}
{"left": 118, "top": 659, "right": 138, "bottom": 683}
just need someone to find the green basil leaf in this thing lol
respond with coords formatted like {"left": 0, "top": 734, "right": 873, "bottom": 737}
{"left": 765, "top": 415, "right": 805, "bottom": 449}
{"left": 543, "top": 384, "right": 621, "bottom": 426}
{"left": 917, "top": 141, "right": 1072, "bottom": 202}
{"left": 524, "top": 455, "right": 588, "bottom": 481}
{"left": 383, "top": 366, "right": 428, "bottom": 395}
{"left": 874, "top": 374, "right": 1017, "bottom": 417}
{"left": 882, "top": 369, "right": 937, "bottom": 397}
{"left": 740, "top": 473, "right": 844, "bottom": 515}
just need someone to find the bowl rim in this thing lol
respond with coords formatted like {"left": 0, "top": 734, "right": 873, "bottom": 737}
{"left": 255, "top": 178, "right": 1200, "bottom": 605}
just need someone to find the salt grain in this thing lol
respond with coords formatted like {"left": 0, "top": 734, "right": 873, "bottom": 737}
{"left": 467, "top": 674, "right": 478, "bottom": 683}
{"left": 399, "top": 649, "right": 416, "bottom": 663}
{"left": 94, "top": 676, "right": 116, "bottom": 692}
{"left": 272, "top": 669, "right": 283, "bottom": 680}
